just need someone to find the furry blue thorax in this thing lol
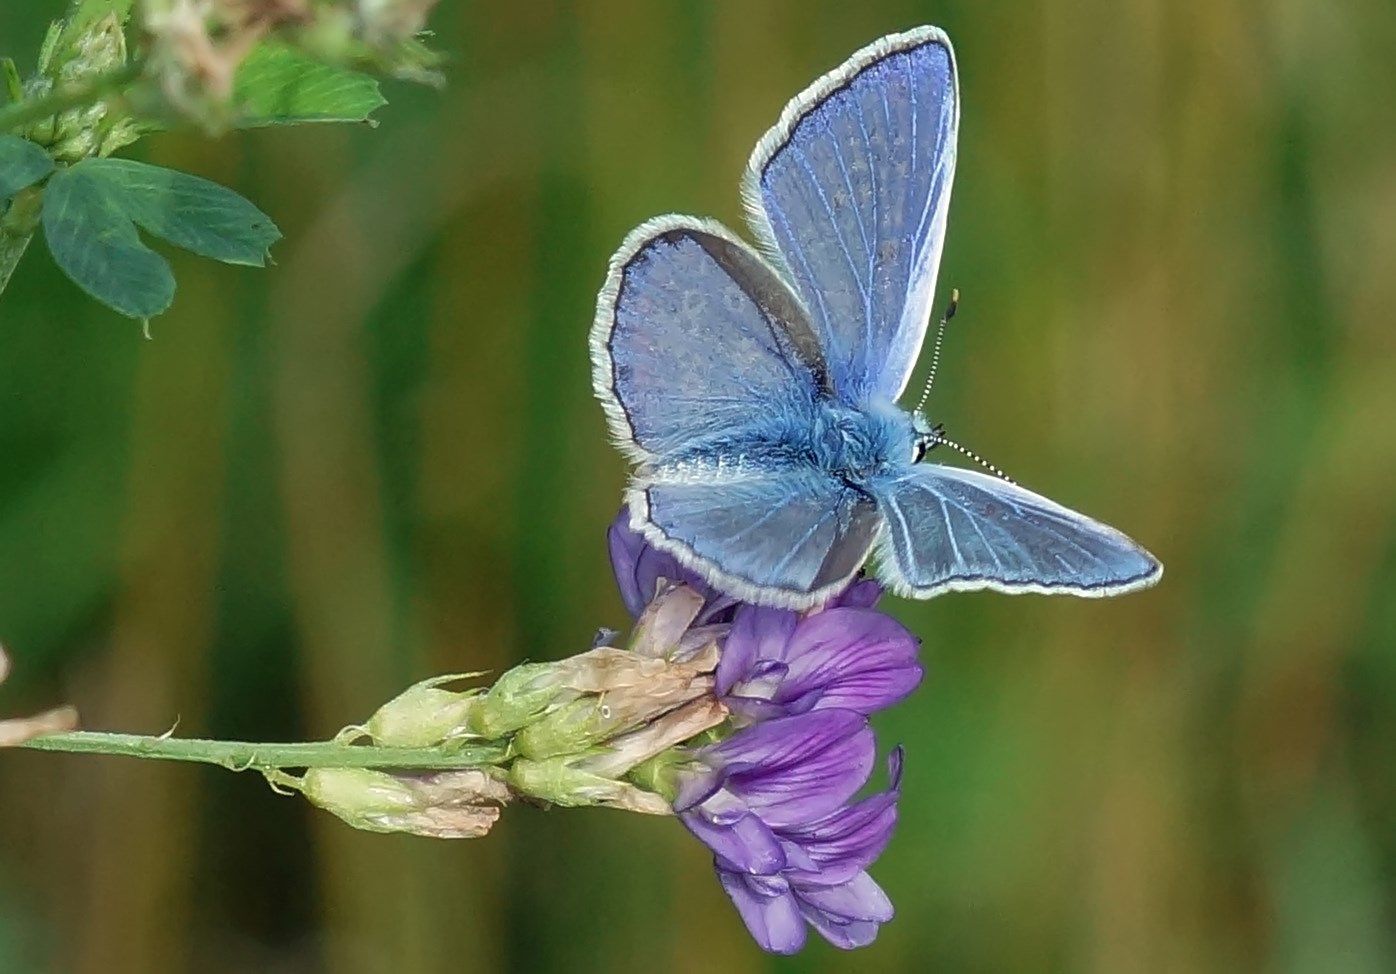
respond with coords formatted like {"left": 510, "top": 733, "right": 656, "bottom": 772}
{"left": 640, "top": 397, "right": 921, "bottom": 487}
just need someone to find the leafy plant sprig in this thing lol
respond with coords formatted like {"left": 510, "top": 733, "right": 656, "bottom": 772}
{"left": 0, "top": 0, "right": 440, "bottom": 325}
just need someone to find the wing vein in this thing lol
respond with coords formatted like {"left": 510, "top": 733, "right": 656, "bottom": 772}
{"left": 960, "top": 502, "right": 1005, "bottom": 572}
{"left": 937, "top": 494, "right": 964, "bottom": 567}
{"left": 794, "top": 146, "right": 870, "bottom": 312}
{"left": 766, "top": 202, "right": 835, "bottom": 342}
{"left": 828, "top": 129, "right": 873, "bottom": 276}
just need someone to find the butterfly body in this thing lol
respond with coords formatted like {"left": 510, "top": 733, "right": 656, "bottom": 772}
{"left": 592, "top": 28, "right": 1163, "bottom": 609}
{"left": 643, "top": 395, "right": 917, "bottom": 489}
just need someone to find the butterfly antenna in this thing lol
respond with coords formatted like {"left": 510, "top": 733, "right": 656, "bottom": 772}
{"left": 928, "top": 428, "right": 1017, "bottom": 485}
{"left": 914, "top": 288, "right": 960, "bottom": 413}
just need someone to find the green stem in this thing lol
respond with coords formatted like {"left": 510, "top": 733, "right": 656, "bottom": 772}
{"left": 0, "top": 59, "right": 142, "bottom": 135}
{"left": 21, "top": 730, "right": 510, "bottom": 773}
{"left": 0, "top": 185, "right": 44, "bottom": 297}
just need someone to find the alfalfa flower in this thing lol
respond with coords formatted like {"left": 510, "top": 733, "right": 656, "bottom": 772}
{"left": 714, "top": 749, "right": 903, "bottom": 952}
{"left": 674, "top": 711, "right": 904, "bottom": 953}
{"left": 607, "top": 511, "right": 921, "bottom": 954}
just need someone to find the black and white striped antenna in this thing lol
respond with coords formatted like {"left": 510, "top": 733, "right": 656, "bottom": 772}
{"left": 914, "top": 288, "right": 959, "bottom": 413}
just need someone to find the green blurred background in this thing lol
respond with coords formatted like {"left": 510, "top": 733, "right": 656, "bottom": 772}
{"left": 2, "top": 1, "right": 1394, "bottom": 971}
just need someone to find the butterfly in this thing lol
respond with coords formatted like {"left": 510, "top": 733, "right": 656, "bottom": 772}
{"left": 590, "top": 26, "right": 1162, "bottom": 610}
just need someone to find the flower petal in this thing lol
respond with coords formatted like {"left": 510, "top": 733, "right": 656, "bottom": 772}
{"left": 671, "top": 762, "right": 724, "bottom": 812}
{"left": 716, "top": 605, "right": 798, "bottom": 697}
{"left": 703, "top": 709, "right": 867, "bottom": 775}
{"left": 725, "top": 721, "right": 876, "bottom": 827}
{"left": 826, "top": 578, "right": 884, "bottom": 609}
{"left": 797, "top": 870, "right": 894, "bottom": 924}
{"left": 607, "top": 512, "right": 651, "bottom": 617}
{"left": 778, "top": 610, "right": 922, "bottom": 714}
{"left": 718, "top": 869, "right": 807, "bottom": 955}
{"left": 783, "top": 791, "right": 899, "bottom": 883}
{"left": 800, "top": 910, "right": 884, "bottom": 951}
{"left": 681, "top": 806, "right": 785, "bottom": 875}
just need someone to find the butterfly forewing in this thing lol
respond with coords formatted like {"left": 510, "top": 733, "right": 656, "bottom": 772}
{"left": 743, "top": 26, "right": 959, "bottom": 404}
{"left": 591, "top": 215, "right": 828, "bottom": 461}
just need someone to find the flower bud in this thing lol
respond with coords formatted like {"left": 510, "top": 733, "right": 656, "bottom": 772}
{"left": 466, "top": 662, "right": 576, "bottom": 739}
{"left": 29, "top": 14, "right": 141, "bottom": 161}
{"left": 576, "top": 697, "right": 727, "bottom": 780}
{"left": 300, "top": 767, "right": 508, "bottom": 839}
{"left": 512, "top": 697, "right": 618, "bottom": 761}
{"left": 512, "top": 646, "right": 720, "bottom": 760}
{"left": 507, "top": 757, "right": 670, "bottom": 816}
{"left": 362, "top": 676, "right": 482, "bottom": 747}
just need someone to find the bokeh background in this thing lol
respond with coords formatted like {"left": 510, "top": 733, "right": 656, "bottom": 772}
{"left": 2, "top": 1, "right": 1394, "bottom": 971}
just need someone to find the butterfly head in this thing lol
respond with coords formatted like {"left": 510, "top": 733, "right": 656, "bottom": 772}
{"left": 909, "top": 412, "right": 943, "bottom": 464}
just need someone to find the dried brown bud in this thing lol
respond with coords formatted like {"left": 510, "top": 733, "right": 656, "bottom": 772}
{"left": 628, "top": 583, "right": 706, "bottom": 659}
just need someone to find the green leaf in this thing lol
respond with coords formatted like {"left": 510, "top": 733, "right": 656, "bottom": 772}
{"left": 78, "top": 158, "right": 280, "bottom": 265}
{"left": 2, "top": 58, "right": 21, "bottom": 105}
{"left": 41, "top": 164, "right": 173, "bottom": 319}
{"left": 40, "top": 159, "right": 281, "bottom": 319}
{"left": 0, "top": 136, "right": 53, "bottom": 198}
{"left": 232, "top": 43, "right": 386, "bottom": 127}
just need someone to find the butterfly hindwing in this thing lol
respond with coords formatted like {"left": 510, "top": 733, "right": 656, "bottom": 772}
{"left": 870, "top": 463, "right": 1163, "bottom": 598}
{"left": 743, "top": 26, "right": 959, "bottom": 404}
{"left": 630, "top": 464, "right": 881, "bottom": 609}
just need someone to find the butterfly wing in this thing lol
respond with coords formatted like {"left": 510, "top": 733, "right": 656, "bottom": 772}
{"left": 591, "top": 215, "right": 829, "bottom": 462}
{"left": 871, "top": 463, "right": 1163, "bottom": 598}
{"left": 742, "top": 26, "right": 959, "bottom": 403}
{"left": 629, "top": 463, "right": 882, "bottom": 610}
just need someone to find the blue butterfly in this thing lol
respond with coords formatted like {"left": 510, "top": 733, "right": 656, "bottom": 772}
{"left": 591, "top": 26, "right": 1162, "bottom": 609}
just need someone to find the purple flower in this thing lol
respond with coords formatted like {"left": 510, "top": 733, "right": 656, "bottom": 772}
{"left": 604, "top": 508, "right": 920, "bottom": 954}
{"left": 719, "top": 762, "right": 903, "bottom": 953}
{"left": 716, "top": 604, "right": 922, "bottom": 721}
{"left": 676, "top": 713, "right": 904, "bottom": 953}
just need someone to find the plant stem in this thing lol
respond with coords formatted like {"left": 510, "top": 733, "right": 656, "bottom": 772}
{"left": 0, "top": 185, "right": 43, "bottom": 297}
{"left": 21, "top": 730, "right": 510, "bottom": 773}
{"left": 0, "top": 59, "right": 142, "bottom": 135}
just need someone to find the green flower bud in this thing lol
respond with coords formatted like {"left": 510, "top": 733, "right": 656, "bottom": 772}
{"left": 300, "top": 767, "right": 508, "bottom": 839}
{"left": 513, "top": 696, "right": 622, "bottom": 761}
{"left": 507, "top": 757, "right": 669, "bottom": 816}
{"left": 576, "top": 697, "right": 727, "bottom": 780}
{"left": 625, "top": 752, "right": 684, "bottom": 805}
{"left": 466, "top": 662, "right": 576, "bottom": 739}
{"left": 25, "top": 14, "right": 142, "bottom": 161}
{"left": 363, "top": 676, "right": 483, "bottom": 747}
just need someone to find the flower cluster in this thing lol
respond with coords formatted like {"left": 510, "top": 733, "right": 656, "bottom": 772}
{"left": 608, "top": 511, "right": 922, "bottom": 954}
